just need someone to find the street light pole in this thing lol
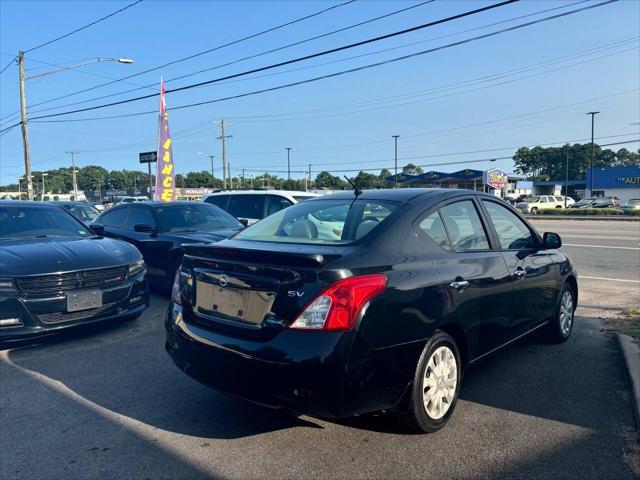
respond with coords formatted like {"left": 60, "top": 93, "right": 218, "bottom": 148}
{"left": 286, "top": 147, "right": 292, "bottom": 180}
{"left": 564, "top": 145, "right": 569, "bottom": 208}
{"left": 17, "top": 54, "right": 133, "bottom": 202}
{"left": 209, "top": 155, "right": 215, "bottom": 188}
{"left": 586, "top": 111, "right": 599, "bottom": 196}
{"left": 392, "top": 135, "right": 400, "bottom": 189}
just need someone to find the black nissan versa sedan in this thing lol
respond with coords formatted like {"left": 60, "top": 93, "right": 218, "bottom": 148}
{"left": 165, "top": 189, "right": 577, "bottom": 433}
{"left": 94, "top": 201, "right": 243, "bottom": 290}
{"left": 0, "top": 201, "right": 149, "bottom": 346}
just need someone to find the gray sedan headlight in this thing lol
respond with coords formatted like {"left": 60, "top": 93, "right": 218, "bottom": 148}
{"left": 128, "top": 259, "right": 146, "bottom": 277}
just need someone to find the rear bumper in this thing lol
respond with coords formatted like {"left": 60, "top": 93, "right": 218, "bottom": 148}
{"left": 165, "top": 304, "right": 409, "bottom": 418}
{"left": 0, "top": 272, "right": 149, "bottom": 345}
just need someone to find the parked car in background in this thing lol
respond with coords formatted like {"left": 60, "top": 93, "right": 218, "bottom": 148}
{"left": 203, "top": 190, "right": 319, "bottom": 225}
{"left": 117, "top": 196, "right": 149, "bottom": 204}
{"left": 51, "top": 201, "right": 101, "bottom": 225}
{"left": 570, "top": 197, "right": 619, "bottom": 209}
{"left": 0, "top": 201, "right": 149, "bottom": 347}
{"left": 167, "top": 189, "right": 577, "bottom": 433}
{"left": 515, "top": 195, "right": 571, "bottom": 214}
{"left": 93, "top": 201, "right": 243, "bottom": 290}
{"left": 620, "top": 198, "right": 640, "bottom": 212}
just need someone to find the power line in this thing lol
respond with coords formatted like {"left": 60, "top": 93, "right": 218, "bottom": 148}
{"left": 20, "top": 0, "right": 436, "bottom": 116}
{"left": 25, "top": 0, "right": 144, "bottom": 53}
{"left": 28, "top": 0, "right": 619, "bottom": 123}
{"left": 20, "top": 0, "right": 357, "bottom": 111}
{"left": 27, "top": 0, "right": 522, "bottom": 120}
{"left": 0, "top": 57, "right": 14, "bottom": 75}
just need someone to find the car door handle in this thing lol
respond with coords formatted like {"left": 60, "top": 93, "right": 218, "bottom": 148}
{"left": 450, "top": 280, "right": 470, "bottom": 291}
{"left": 514, "top": 268, "right": 526, "bottom": 279}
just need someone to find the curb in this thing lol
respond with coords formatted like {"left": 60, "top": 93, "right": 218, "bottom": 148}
{"left": 525, "top": 215, "right": 640, "bottom": 221}
{"left": 617, "top": 333, "right": 640, "bottom": 428}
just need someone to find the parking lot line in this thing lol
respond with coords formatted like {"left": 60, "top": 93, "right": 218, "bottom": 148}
{"left": 580, "top": 276, "right": 640, "bottom": 283}
{"left": 563, "top": 243, "right": 640, "bottom": 250}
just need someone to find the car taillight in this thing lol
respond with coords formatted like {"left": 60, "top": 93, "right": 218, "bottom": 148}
{"left": 289, "top": 274, "right": 387, "bottom": 331}
{"left": 171, "top": 270, "right": 183, "bottom": 305}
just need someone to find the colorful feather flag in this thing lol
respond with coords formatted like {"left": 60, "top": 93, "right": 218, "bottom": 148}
{"left": 154, "top": 77, "right": 175, "bottom": 201}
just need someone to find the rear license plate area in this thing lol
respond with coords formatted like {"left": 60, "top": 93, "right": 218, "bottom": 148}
{"left": 66, "top": 289, "right": 103, "bottom": 312}
{"left": 195, "top": 280, "right": 275, "bottom": 325}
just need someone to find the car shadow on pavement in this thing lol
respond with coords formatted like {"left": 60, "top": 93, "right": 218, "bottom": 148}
{"left": 3, "top": 309, "right": 634, "bottom": 441}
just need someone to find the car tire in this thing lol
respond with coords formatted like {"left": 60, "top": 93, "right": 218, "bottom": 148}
{"left": 545, "top": 283, "right": 575, "bottom": 343}
{"left": 530, "top": 207, "right": 539, "bottom": 215}
{"left": 555, "top": 205, "right": 562, "bottom": 209}
{"left": 400, "top": 331, "right": 462, "bottom": 433}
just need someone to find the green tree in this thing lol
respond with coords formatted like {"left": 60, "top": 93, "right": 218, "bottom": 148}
{"left": 402, "top": 163, "right": 423, "bottom": 174}
{"left": 314, "top": 171, "right": 345, "bottom": 189}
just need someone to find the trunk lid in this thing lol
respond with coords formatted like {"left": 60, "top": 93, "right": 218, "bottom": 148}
{"left": 181, "top": 240, "right": 350, "bottom": 334}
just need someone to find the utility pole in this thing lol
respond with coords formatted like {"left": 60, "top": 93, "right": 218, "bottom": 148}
{"left": 586, "top": 111, "right": 599, "bottom": 197}
{"left": 242, "top": 169, "right": 245, "bottom": 188}
{"left": 18, "top": 51, "right": 33, "bottom": 201}
{"left": 66, "top": 151, "right": 79, "bottom": 200}
{"left": 564, "top": 144, "right": 569, "bottom": 208}
{"left": 286, "top": 147, "right": 292, "bottom": 180}
{"left": 217, "top": 119, "right": 233, "bottom": 189}
{"left": 227, "top": 161, "right": 231, "bottom": 189}
{"left": 41, "top": 173, "right": 48, "bottom": 200}
{"left": 392, "top": 135, "right": 400, "bottom": 189}
{"left": 308, "top": 164, "right": 312, "bottom": 191}
{"left": 209, "top": 155, "right": 215, "bottom": 188}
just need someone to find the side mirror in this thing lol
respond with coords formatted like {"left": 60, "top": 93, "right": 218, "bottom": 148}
{"left": 89, "top": 223, "right": 105, "bottom": 235}
{"left": 543, "top": 232, "right": 562, "bottom": 249}
{"left": 134, "top": 223, "right": 157, "bottom": 233}
{"left": 239, "top": 218, "right": 249, "bottom": 227}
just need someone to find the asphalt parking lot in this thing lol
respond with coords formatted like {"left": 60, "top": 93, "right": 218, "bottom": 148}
{"left": 1, "top": 220, "right": 639, "bottom": 480}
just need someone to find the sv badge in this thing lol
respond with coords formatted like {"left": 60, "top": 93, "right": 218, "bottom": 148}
{"left": 287, "top": 290, "right": 304, "bottom": 298}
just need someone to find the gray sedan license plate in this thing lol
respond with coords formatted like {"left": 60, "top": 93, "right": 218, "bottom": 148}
{"left": 67, "top": 290, "right": 103, "bottom": 312}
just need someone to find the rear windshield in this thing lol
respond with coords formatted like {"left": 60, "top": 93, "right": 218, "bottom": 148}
{"left": 234, "top": 198, "right": 398, "bottom": 244}
{"left": 154, "top": 203, "right": 242, "bottom": 232}
{"left": 0, "top": 206, "right": 91, "bottom": 239}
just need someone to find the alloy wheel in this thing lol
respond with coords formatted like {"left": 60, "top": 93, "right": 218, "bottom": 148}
{"left": 559, "top": 290, "right": 574, "bottom": 336}
{"left": 422, "top": 345, "right": 458, "bottom": 420}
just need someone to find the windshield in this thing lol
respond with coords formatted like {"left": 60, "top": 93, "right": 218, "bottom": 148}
{"left": 0, "top": 206, "right": 92, "bottom": 239}
{"left": 235, "top": 198, "right": 398, "bottom": 244}
{"left": 627, "top": 199, "right": 640, "bottom": 205}
{"left": 64, "top": 203, "right": 99, "bottom": 222}
{"left": 154, "top": 203, "right": 243, "bottom": 232}
{"left": 574, "top": 199, "right": 595, "bottom": 205}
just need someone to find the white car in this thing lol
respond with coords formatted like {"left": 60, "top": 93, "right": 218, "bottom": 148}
{"left": 621, "top": 198, "right": 640, "bottom": 212}
{"left": 516, "top": 195, "right": 574, "bottom": 214}
{"left": 202, "top": 190, "right": 320, "bottom": 225}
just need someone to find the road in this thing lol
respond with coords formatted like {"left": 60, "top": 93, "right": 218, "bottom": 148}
{"left": 1, "top": 220, "right": 639, "bottom": 480}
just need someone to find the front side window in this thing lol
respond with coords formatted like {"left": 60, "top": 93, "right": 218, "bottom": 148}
{"left": 265, "top": 195, "right": 293, "bottom": 217}
{"left": 65, "top": 204, "right": 99, "bottom": 222}
{"left": 100, "top": 207, "right": 129, "bottom": 227}
{"left": 0, "top": 206, "right": 91, "bottom": 239}
{"left": 438, "top": 201, "right": 490, "bottom": 252}
{"left": 154, "top": 204, "right": 242, "bottom": 232}
{"left": 235, "top": 199, "right": 398, "bottom": 244}
{"left": 227, "top": 195, "right": 266, "bottom": 220}
{"left": 483, "top": 201, "right": 536, "bottom": 250}
{"left": 125, "top": 207, "right": 156, "bottom": 230}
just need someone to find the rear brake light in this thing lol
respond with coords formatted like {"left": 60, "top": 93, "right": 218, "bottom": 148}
{"left": 289, "top": 274, "right": 387, "bottom": 331}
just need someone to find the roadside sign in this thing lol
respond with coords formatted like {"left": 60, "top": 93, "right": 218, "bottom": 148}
{"left": 484, "top": 168, "right": 509, "bottom": 189}
{"left": 139, "top": 151, "right": 157, "bottom": 164}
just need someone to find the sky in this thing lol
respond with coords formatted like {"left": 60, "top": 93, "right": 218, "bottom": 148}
{"left": 0, "top": 0, "right": 638, "bottom": 186}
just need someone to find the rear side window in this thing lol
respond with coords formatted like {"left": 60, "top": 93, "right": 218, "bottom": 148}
{"left": 265, "top": 195, "right": 293, "bottom": 217}
{"left": 554, "top": 196, "right": 564, "bottom": 202}
{"left": 235, "top": 199, "right": 398, "bottom": 244}
{"left": 227, "top": 195, "right": 265, "bottom": 220}
{"left": 483, "top": 201, "right": 535, "bottom": 250}
{"left": 419, "top": 212, "right": 450, "bottom": 251}
{"left": 125, "top": 206, "right": 156, "bottom": 230}
{"left": 100, "top": 207, "right": 129, "bottom": 227}
{"left": 204, "top": 195, "right": 229, "bottom": 209}
{"left": 439, "top": 201, "right": 490, "bottom": 251}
